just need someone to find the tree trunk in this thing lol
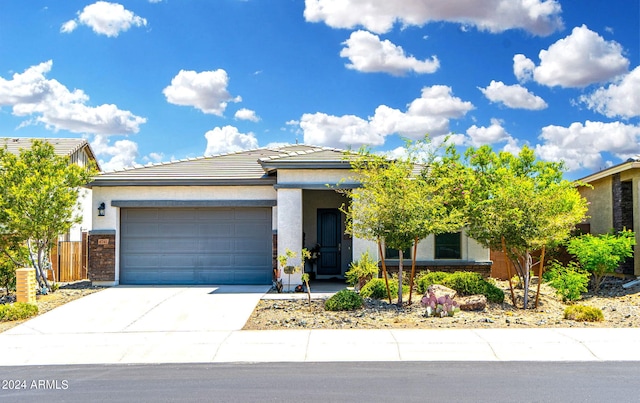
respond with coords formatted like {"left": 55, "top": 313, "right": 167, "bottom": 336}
{"left": 397, "top": 249, "right": 403, "bottom": 306}
{"left": 377, "top": 239, "right": 392, "bottom": 304}
{"left": 522, "top": 251, "right": 532, "bottom": 309}
{"left": 408, "top": 238, "right": 418, "bottom": 305}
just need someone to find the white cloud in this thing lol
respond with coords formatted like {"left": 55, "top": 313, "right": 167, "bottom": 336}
{"left": 300, "top": 85, "right": 473, "bottom": 148}
{"left": 60, "top": 20, "right": 77, "bottom": 34}
{"left": 142, "top": 152, "right": 164, "bottom": 164}
{"left": 62, "top": 1, "right": 147, "bottom": 37}
{"left": 522, "top": 25, "right": 629, "bottom": 88}
{"left": 163, "top": 69, "right": 241, "bottom": 116}
{"left": 301, "top": 113, "right": 382, "bottom": 147}
{"left": 513, "top": 54, "right": 535, "bottom": 82}
{"left": 234, "top": 108, "right": 260, "bottom": 122}
{"left": 536, "top": 121, "right": 640, "bottom": 171}
{"left": 91, "top": 134, "right": 139, "bottom": 171}
{"left": 204, "top": 125, "right": 259, "bottom": 155}
{"left": 466, "top": 118, "right": 512, "bottom": 146}
{"left": 304, "top": 0, "right": 563, "bottom": 36}
{"left": 579, "top": 66, "right": 640, "bottom": 119}
{"left": 0, "top": 61, "right": 146, "bottom": 135}
{"left": 340, "top": 30, "right": 439, "bottom": 76}
{"left": 479, "top": 80, "right": 547, "bottom": 110}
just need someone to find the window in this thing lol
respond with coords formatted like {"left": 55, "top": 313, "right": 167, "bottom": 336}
{"left": 385, "top": 246, "right": 411, "bottom": 259}
{"left": 435, "top": 232, "right": 461, "bottom": 259}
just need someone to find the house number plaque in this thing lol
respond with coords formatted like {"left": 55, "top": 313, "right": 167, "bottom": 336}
{"left": 98, "top": 239, "right": 109, "bottom": 245}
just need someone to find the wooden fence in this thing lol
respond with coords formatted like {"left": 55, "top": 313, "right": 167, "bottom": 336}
{"left": 49, "top": 233, "right": 88, "bottom": 282}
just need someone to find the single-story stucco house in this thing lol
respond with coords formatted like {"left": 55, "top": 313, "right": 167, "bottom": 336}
{"left": 578, "top": 159, "right": 640, "bottom": 276}
{"left": 87, "top": 144, "right": 490, "bottom": 287}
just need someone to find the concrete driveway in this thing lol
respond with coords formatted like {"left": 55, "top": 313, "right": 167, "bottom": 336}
{"left": 4, "top": 285, "right": 270, "bottom": 335}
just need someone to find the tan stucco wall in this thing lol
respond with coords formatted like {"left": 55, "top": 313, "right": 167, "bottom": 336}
{"left": 579, "top": 176, "right": 612, "bottom": 234}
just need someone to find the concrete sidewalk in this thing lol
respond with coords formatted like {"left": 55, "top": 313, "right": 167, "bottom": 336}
{"left": 1, "top": 326, "right": 639, "bottom": 366}
{"left": 1, "top": 284, "right": 639, "bottom": 366}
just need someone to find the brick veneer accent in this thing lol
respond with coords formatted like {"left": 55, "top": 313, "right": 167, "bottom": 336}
{"left": 88, "top": 232, "right": 116, "bottom": 282}
{"left": 381, "top": 262, "right": 492, "bottom": 278}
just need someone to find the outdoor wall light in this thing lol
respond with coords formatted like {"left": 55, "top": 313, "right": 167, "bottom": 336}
{"left": 98, "top": 202, "right": 106, "bottom": 217}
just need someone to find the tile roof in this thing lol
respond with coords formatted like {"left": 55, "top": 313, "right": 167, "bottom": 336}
{"left": 0, "top": 137, "right": 93, "bottom": 159}
{"left": 92, "top": 144, "right": 350, "bottom": 186}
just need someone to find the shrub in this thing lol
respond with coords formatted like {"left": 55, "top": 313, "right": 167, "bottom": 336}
{"left": 0, "top": 263, "right": 16, "bottom": 295}
{"left": 566, "top": 230, "right": 635, "bottom": 292}
{"left": 360, "top": 278, "right": 409, "bottom": 300}
{"left": 544, "top": 260, "right": 589, "bottom": 302}
{"left": 564, "top": 305, "right": 604, "bottom": 322}
{"left": 324, "top": 289, "right": 364, "bottom": 311}
{"left": 345, "top": 251, "right": 379, "bottom": 289}
{"left": 415, "top": 271, "right": 450, "bottom": 294}
{"left": 416, "top": 271, "right": 504, "bottom": 303}
{"left": 0, "top": 302, "right": 39, "bottom": 321}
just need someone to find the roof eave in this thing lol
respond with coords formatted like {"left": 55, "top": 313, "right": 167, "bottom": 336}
{"left": 87, "top": 177, "right": 276, "bottom": 188}
{"left": 577, "top": 161, "right": 640, "bottom": 184}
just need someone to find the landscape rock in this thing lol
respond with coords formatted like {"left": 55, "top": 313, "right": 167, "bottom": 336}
{"left": 458, "top": 294, "right": 487, "bottom": 311}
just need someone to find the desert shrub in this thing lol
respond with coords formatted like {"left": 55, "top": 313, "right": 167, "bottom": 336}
{"left": 0, "top": 302, "right": 38, "bottom": 321}
{"left": 544, "top": 260, "right": 589, "bottom": 302}
{"left": 345, "top": 251, "right": 379, "bottom": 288}
{"left": 324, "top": 289, "right": 364, "bottom": 311}
{"left": 415, "top": 271, "right": 451, "bottom": 294}
{"left": 564, "top": 305, "right": 604, "bottom": 322}
{"left": 360, "top": 278, "right": 409, "bottom": 300}
{"left": 442, "top": 272, "right": 504, "bottom": 303}
{"left": 567, "top": 230, "right": 635, "bottom": 292}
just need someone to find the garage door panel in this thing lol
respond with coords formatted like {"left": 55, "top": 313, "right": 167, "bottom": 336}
{"left": 235, "top": 238, "right": 270, "bottom": 252}
{"left": 235, "top": 208, "right": 269, "bottom": 220}
{"left": 234, "top": 253, "right": 271, "bottom": 266}
{"left": 199, "top": 238, "right": 232, "bottom": 251}
{"left": 122, "top": 223, "right": 159, "bottom": 237}
{"left": 199, "top": 223, "right": 233, "bottom": 237}
{"left": 120, "top": 207, "right": 272, "bottom": 285}
{"left": 123, "top": 209, "right": 159, "bottom": 221}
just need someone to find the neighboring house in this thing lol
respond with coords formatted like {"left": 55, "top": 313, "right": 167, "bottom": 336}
{"left": 88, "top": 144, "right": 490, "bottom": 286}
{"left": 578, "top": 159, "right": 640, "bottom": 276}
{"left": 0, "top": 137, "right": 99, "bottom": 242}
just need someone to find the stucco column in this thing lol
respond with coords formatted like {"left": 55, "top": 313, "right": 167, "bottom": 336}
{"left": 277, "top": 188, "right": 303, "bottom": 288}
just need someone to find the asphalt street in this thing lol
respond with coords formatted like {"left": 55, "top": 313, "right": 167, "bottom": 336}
{"left": 1, "top": 361, "right": 638, "bottom": 403}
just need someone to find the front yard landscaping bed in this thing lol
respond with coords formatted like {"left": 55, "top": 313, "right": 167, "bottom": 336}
{"left": 243, "top": 279, "right": 640, "bottom": 330}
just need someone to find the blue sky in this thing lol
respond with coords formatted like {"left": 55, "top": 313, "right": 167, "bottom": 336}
{"left": 0, "top": 1, "right": 638, "bottom": 179}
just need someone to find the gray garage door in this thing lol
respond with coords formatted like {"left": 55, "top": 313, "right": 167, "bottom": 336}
{"left": 120, "top": 207, "right": 272, "bottom": 285}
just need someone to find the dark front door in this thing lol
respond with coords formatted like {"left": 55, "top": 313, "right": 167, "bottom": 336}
{"left": 317, "top": 209, "right": 342, "bottom": 276}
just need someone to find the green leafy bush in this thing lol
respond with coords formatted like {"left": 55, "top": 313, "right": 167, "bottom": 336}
{"left": 544, "top": 260, "right": 589, "bottom": 302}
{"left": 0, "top": 302, "right": 38, "bottom": 321}
{"left": 360, "top": 278, "right": 409, "bottom": 300}
{"left": 416, "top": 271, "right": 504, "bottom": 303}
{"left": 415, "top": 271, "right": 451, "bottom": 294}
{"left": 324, "top": 289, "right": 364, "bottom": 311}
{"left": 566, "top": 230, "right": 635, "bottom": 292}
{"left": 0, "top": 263, "right": 16, "bottom": 295}
{"left": 564, "top": 305, "right": 604, "bottom": 322}
{"left": 345, "top": 251, "right": 379, "bottom": 288}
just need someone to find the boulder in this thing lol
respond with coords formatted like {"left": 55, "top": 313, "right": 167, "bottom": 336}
{"left": 458, "top": 294, "right": 487, "bottom": 311}
{"left": 425, "top": 284, "right": 457, "bottom": 300}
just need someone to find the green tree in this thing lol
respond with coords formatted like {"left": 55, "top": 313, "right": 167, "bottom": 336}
{"left": 344, "top": 138, "right": 469, "bottom": 305}
{"left": 0, "top": 140, "right": 96, "bottom": 291}
{"left": 566, "top": 230, "right": 635, "bottom": 292}
{"left": 465, "top": 145, "right": 588, "bottom": 309}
